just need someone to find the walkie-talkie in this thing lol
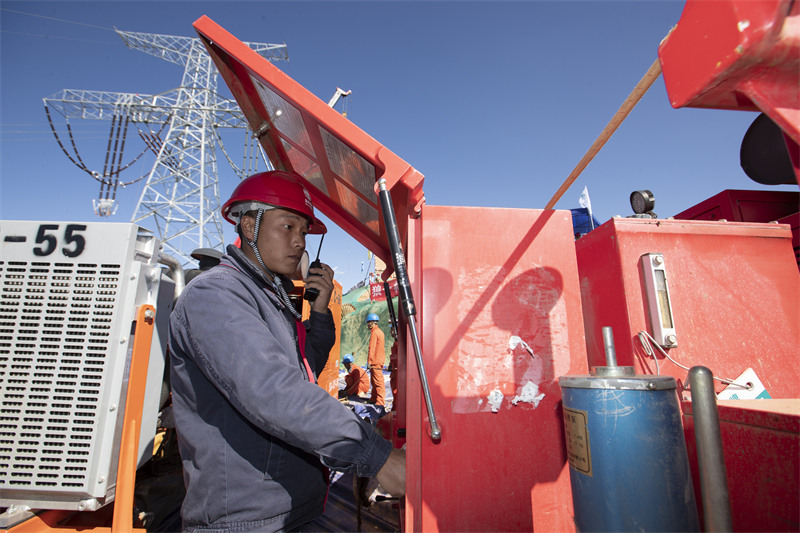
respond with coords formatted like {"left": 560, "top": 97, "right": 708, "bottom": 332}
{"left": 303, "top": 234, "right": 325, "bottom": 302}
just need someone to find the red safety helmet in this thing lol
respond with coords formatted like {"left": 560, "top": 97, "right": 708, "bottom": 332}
{"left": 221, "top": 170, "right": 327, "bottom": 234}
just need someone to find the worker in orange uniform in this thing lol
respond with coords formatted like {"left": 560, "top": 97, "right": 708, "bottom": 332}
{"left": 365, "top": 313, "right": 386, "bottom": 408}
{"left": 341, "top": 353, "right": 369, "bottom": 398}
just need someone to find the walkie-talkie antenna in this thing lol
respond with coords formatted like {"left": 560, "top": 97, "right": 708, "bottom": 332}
{"left": 313, "top": 233, "right": 325, "bottom": 262}
{"left": 303, "top": 234, "right": 325, "bottom": 302}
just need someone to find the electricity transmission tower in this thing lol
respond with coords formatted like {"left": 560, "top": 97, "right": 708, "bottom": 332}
{"left": 44, "top": 29, "right": 288, "bottom": 264}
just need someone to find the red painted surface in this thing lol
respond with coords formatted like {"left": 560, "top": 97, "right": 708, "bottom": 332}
{"left": 673, "top": 189, "right": 800, "bottom": 267}
{"left": 575, "top": 217, "right": 800, "bottom": 398}
{"left": 658, "top": 0, "right": 800, "bottom": 149}
{"left": 405, "top": 206, "right": 587, "bottom": 532}
{"left": 674, "top": 189, "right": 800, "bottom": 224}
{"left": 658, "top": 0, "right": 800, "bottom": 183}
{"left": 682, "top": 399, "right": 800, "bottom": 532}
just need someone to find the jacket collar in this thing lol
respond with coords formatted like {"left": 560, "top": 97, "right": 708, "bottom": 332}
{"left": 224, "top": 244, "right": 297, "bottom": 297}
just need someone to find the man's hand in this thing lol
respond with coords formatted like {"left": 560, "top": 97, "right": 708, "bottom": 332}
{"left": 305, "top": 262, "right": 334, "bottom": 314}
{"left": 375, "top": 448, "right": 405, "bottom": 497}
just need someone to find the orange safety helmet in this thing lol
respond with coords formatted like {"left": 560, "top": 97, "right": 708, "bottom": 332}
{"left": 221, "top": 170, "right": 327, "bottom": 234}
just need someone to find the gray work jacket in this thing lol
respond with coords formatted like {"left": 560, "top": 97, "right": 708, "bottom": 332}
{"left": 169, "top": 245, "right": 392, "bottom": 532}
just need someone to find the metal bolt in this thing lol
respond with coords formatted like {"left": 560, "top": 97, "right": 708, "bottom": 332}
{"left": 130, "top": 274, "right": 137, "bottom": 280}
{"left": 98, "top": 476, "right": 105, "bottom": 484}
{"left": 647, "top": 382, "right": 657, "bottom": 390}
{"left": 652, "top": 255, "right": 664, "bottom": 266}
{"left": 109, "top": 404, "right": 117, "bottom": 412}
{"left": 145, "top": 309, "right": 155, "bottom": 320}
{"left": 120, "top": 337, "right": 126, "bottom": 344}
{"left": 78, "top": 502, "right": 86, "bottom": 511}
{"left": 666, "top": 334, "right": 677, "bottom": 345}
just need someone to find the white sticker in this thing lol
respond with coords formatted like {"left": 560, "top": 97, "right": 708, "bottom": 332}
{"left": 487, "top": 389, "right": 504, "bottom": 413}
{"left": 717, "top": 367, "right": 771, "bottom": 400}
{"left": 511, "top": 381, "right": 545, "bottom": 408}
{"left": 508, "top": 335, "right": 535, "bottom": 357}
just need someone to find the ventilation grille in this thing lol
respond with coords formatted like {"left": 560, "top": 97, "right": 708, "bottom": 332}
{"left": 0, "top": 260, "right": 121, "bottom": 492}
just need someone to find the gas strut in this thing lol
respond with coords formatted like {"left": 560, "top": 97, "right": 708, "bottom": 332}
{"left": 383, "top": 280, "right": 398, "bottom": 341}
{"left": 377, "top": 178, "right": 441, "bottom": 441}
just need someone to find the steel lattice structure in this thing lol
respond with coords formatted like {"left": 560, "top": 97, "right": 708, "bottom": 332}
{"left": 44, "top": 29, "right": 288, "bottom": 264}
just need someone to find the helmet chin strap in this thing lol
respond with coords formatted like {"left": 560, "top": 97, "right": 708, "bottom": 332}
{"left": 245, "top": 209, "right": 302, "bottom": 321}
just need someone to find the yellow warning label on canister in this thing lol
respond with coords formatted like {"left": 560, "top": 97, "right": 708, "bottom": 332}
{"left": 563, "top": 406, "right": 592, "bottom": 476}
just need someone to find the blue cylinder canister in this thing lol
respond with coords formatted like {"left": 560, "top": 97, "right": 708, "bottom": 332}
{"left": 559, "top": 363, "right": 700, "bottom": 532}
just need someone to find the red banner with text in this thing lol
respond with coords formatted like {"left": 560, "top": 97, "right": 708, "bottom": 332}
{"left": 370, "top": 279, "right": 398, "bottom": 302}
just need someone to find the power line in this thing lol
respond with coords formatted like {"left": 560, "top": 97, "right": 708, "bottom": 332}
{"left": 41, "top": 28, "right": 289, "bottom": 261}
{"left": 0, "top": 137, "right": 75, "bottom": 143}
{"left": 0, "top": 8, "right": 114, "bottom": 31}
{"left": 0, "top": 30, "right": 115, "bottom": 45}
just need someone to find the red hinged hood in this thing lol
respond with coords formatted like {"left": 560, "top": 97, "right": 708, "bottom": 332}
{"left": 193, "top": 15, "right": 425, "bottom": 271}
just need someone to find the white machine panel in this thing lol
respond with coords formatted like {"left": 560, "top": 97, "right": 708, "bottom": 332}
{"left": 0, "top": 221, "right": 167, "bottom": 511}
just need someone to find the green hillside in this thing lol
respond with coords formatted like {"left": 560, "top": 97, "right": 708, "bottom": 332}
{"left": 339, "top": 287, "right": 396, "bottom": 367}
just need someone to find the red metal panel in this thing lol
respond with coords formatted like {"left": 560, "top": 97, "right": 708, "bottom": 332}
{"left": 682, "top": 399, "right": 800, "bottom": 532}
{"left": 673, "top": 189, "right": 800, "bottom": 224}
{"left": 575, "top": 217, "right": 800, "bottom": 398}
{"left": 777, "top": 211, "right": 800, "bottom": 265}
{"left": 658, "top": 0, "right": 800, "bottom": 146}
{"left": 674, "top": 189, "right": 800, "bottom": 267}
{"left": 192, "top": 16, "right": 425, "bottom": 274}
{"left": 405, "top": 205, "right": 587, "bottom": 532}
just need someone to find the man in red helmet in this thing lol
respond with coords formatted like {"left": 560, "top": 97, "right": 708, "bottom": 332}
{"left": 169, "top": 170, "right": 404, "bottom": 532}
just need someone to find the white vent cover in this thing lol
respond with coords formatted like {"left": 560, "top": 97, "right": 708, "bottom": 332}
{"left": 0, "top": 221, "right": 166, "bottom": 511}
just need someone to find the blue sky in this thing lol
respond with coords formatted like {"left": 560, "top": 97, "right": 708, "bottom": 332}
{"left": 2, "top": 1, "right": 796, "bottom": 291}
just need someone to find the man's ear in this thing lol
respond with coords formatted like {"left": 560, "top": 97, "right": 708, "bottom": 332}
{"left": 240, "top": 215, "right": 256, "bottom": 242}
